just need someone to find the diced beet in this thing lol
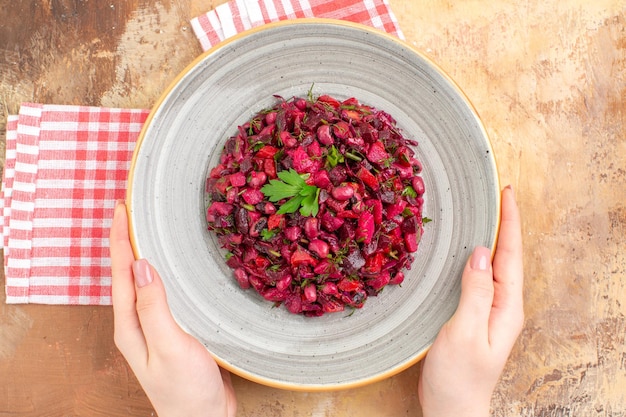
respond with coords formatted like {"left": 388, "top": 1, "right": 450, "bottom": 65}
{"left": 401, "top": 215, "right": 418, "bottom": 234}
{"left": 210, "top": 163, "right": 227, "bottom": 179}
{"left": 267, "top": 213, "right": 285, "bottom": 230}
{"left": 212, "top": 176, "right": 230, "bottom": 195}
{"left": 314, "top": 259, "right": 333, "bottom": 274}
{"left": 312, "top": 169, "right": 332, "bottom": 189}
{"left": 255, "top": 145, "right": 279, "bottom": 159}
{"left": 290, "top": 246, "right": 317, "bottom": 267}
{"left": 242, "top": 188, "right": 264, "bottom": 205}
{"left": 262, "top": 287, "right": 288, "bottom": 302}
{"left": 367, "top": 271, "right": 390, "bottom": 291}
{"left": 364, "top": 199, "right": 383, "bottom": 225}
{"left": 356, "top": 166, "right": 379, "bottom": 191}
{"left": 394, "top": 163, "right": 413, "bottom": 179}
{"left": 389, "top": 271, "right": 405, "bottom": 285}
{"left": 356, "top": 211, "right": 375, "bottom": 244}
{"left": 319, "top": 295, "right": 345, "bottom": 313}
{"left": 380, "top": 191, "right": 396, "bottom": 204}
{"left": 321, "top": 212, "right": 344, "bottom": 232}
{"left": 247, "top": 171, "right": 267, "bottom": 188}
{"left": 307, "top": 140, "right": 322, "bottom": 158}
{"left": 336, "top": 210, "right": 360, "bottom": 219}
{"left": 341, "top": 248, "right": 365, "bottom": 274}
{"left": 363, "top": 252, "right": 384, "bottom": 275}
{"left": 386, "top": 200, "right": 407, "bottom": 218}
{"left": 234, "top": 268, "right": 250, "bottom": 289}
{"left": 263, "top": 158, "right": 277, "bottom": 179}
{"left": 320, "top": 282, "right": 339, "bottom": 296}
{"left": 317, "top": 94, "right": 341, "bottom": 108}
{"left": 404, "top": 232, "right": 419, "bottom": 253}
{"left": 328, "top": 165, "right": 347, "bottom": 185}
{"left": 366, "top": 141, "right": 389, "bottom": 164}
{"left": 225, "top": 187, "right": 238, "bottom": 204}
{"left": 284, "top": 292, "right": 302, "bottom": 314}
{"left": 207, "top": 201, "right": 234, "bottom": 216}
{"left": 395, "top": 146, "right": 415, "bottom": 166}
{"left": 257, "top": 124, "right": 276, "bottom": 141}
{"left": 280, "top": 131, "right": 298, "bottom": 148}
{"left": 289, "top": 146, "right": 317, "bottom": 174}
{"left": 337, "top": 278, "right": 363, "bottom": 292}
{"left": 229, "top": 172, "right": 247, "bottom": 187}
{"left": 338, "top": 221, "right": 356, "bottom": 241}
{"left": 325, "top": 197, "right": 349, "bottom": 213}
{"left": 345, "top": 135, "right": 365, "bottom": 152}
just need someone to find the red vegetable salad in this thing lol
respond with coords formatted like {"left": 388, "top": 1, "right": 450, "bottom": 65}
{"left": 205, "top": 93, "right": 426, "bottom": 316}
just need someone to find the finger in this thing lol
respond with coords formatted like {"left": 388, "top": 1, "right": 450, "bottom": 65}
{"left": 490, "top": 185, "right": 524, "bottom": 347}
{"left": 110, "top": 201, "right": 147, "bottom": 365}
{"left": 219, "top": 368, "right": 238, "bottom": 417}
{"left": 132, "top": 259, "right": 188, "bottom": 358}
{"left": 448, "top": 246, "right": 495, "bottom": 339}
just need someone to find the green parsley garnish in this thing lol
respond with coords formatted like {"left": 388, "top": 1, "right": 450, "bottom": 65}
{"left": 260, "top": 228, "right": 279, "bottom": 241}
{"left": 326, "top": 145, "right": 344, "bottom": 168}
{"left": 402, "top": 186, "right": 418, "bottom": 198}
{"left": 260, "top": 168, "right": 320, "bottom": 217}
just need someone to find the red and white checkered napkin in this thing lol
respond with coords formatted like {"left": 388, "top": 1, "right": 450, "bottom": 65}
{"left": 191, "top": 0, "right": 404, "bottom": 50}
{"left": 2, "top": 105, "right": 148, "bottom": 304}
{"left": 2, "top": 0, "right": 402, "bottom": 305}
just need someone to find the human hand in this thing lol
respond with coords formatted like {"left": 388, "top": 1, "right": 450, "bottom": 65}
{"left": 110, "top": 202, "right": 237, "bottom": 417}
{"left": 418, "top": 186, "right": 524, "bottom": 417}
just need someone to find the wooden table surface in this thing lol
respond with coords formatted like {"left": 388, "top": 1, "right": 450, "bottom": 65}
{"left": 1, "top": 1, "right": 624, "bottom": 415}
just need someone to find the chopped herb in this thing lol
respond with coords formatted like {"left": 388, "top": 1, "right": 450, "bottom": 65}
{"left": 306, "top": 83, "right": 315, "bottom": 102}
{"left": 402, "top": 186, "right": 418, "bottom": 198}
{"left": 326, "top": 145, "right": 345, "bottom": 168}
{"left": 261, "top": 228, "right": 279, "bottom": 241}
{"left": 344, "top": 151, "right": 363, "bottom": 162}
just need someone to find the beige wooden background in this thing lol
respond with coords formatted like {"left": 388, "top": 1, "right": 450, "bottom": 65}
{"left": 1, "top": 1, "right": 625, "bottom": 415}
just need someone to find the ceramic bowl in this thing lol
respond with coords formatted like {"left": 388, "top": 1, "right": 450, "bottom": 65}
{"left": 127, "top": 19, "right": 500, "bottom": 390}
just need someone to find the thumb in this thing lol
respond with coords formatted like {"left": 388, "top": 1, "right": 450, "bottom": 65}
{"left": 450, "top": 246, "right": 495, "bottom": 337}
{"left": 132, "top": 258, "right": 186, "bottom": 355}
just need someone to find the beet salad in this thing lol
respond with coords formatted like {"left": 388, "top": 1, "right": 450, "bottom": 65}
{"left": 205, "top": 93, "right": 426, "bottom": 316}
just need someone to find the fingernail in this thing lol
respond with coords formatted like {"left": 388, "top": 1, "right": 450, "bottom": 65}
{"left": 470, "top": 247, "right": 491, "bottom": 271}
{"left": 132, "top": 259, "right": 154, "bottom": 288}
{"left": 505, "top": 184, "right": 515, "bottom": 199}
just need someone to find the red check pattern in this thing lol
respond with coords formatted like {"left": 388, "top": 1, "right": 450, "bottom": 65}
{"left": 2, "top": 105, "right": 148, "bottom": 304}
{"left": 2, "top": 0, "right": 400, "bottom": 304}
{"left": 191, "top": 0, "right": 403, "bottom": 51}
